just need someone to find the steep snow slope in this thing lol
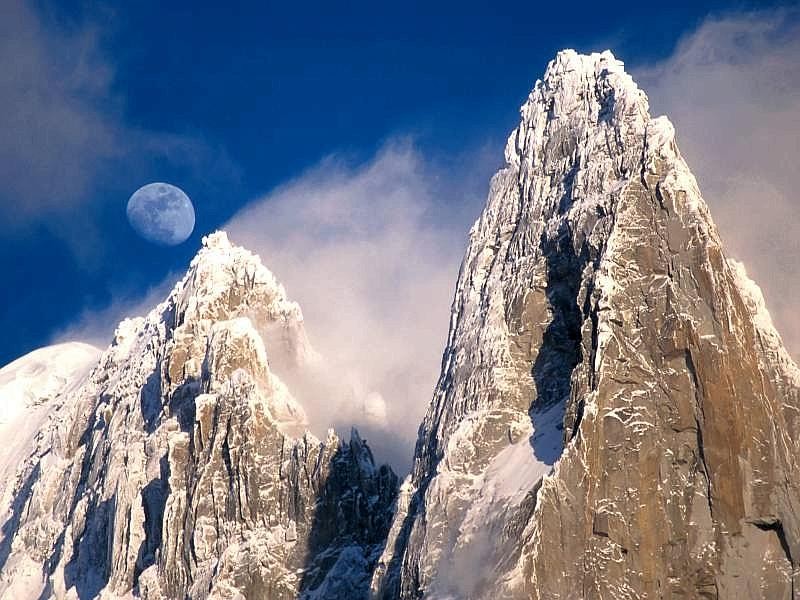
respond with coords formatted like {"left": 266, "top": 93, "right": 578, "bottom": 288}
{"left": 0, "top": 343, "right": 99, "bottom": 409}
{"left": 0, "top": 342, "right": 101, "bottom": 600}
{"left": 374, "top": 49, "right": 800, "bottom": 599}
{"left": 0, "top": 342, "right": 100, "bottom": 504}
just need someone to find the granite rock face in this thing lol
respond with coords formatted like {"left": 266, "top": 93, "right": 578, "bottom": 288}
{"left": 0, "top": 232, "right": 398, "bottom": 600}
{"left": 374, "top": 50, "right": 800, "bottom": 599}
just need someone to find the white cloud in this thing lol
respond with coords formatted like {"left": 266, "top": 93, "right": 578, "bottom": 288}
{"left": 50, "top": 275, "right": 180, "bottom": 349}
{"left": 225, "top": 141, "right": 487, "bottom": 471}
{"left": 224, "top": 10, "right": 800, "bottom": 469}
{"left": 634, "top": 8, "right": 800, "bottom": 357}
{"left": 51, "top": 138, "right": 490, "bottom": 472}
{"left": 0, "top": 0, "right": 116, "bottom": 226}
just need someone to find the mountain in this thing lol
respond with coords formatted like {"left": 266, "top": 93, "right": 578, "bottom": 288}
{"left": 0, "top": 232, "right": 398, "bottom": 600}
{"left": 0, "top": 342, "right": 101, "bottom": 548}
{"left": 371, "top": 50, "right": 800, "bottom": 599}
{"left": 3, "top": 49, "right": 800, "bottom": 600}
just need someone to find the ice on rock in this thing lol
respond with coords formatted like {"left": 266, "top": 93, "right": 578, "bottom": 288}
{"left": 0, "top": 231, "right": 398, "bottom": 600}
{"left": 375, "top": 49, "right": 800, "bottom": 599}
{"left": 202, "top": 230, "right": 232, "bottom": 250}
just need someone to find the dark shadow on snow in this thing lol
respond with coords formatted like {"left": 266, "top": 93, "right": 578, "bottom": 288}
{"left": 62, "top": 494, "right": 115, "bottom": 600}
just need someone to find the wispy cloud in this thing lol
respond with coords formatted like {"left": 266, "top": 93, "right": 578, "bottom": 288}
{"left": 49, "top": 274, "right": 180, "bottom": 349}
{"left": 634, "top": 7, "right": 800, "bottom": 357}
{"left": 0, "top": 0, "right": 237, "bottom": 262}
{"left": 0, "top": 0, "right": 115, "bottom": 226}
{"left": 225, "top": 140, "right": 490, "bottom": 471}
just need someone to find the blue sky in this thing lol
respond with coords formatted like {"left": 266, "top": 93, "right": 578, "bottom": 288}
{"left": 0, "top": 0, "right": 796, "bottom": 367}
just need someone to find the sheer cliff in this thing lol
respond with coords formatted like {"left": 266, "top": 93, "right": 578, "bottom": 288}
{"left": 372, "top": 50, "right": 800, "bottom": 599}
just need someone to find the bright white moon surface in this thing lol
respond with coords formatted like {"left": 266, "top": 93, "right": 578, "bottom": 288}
{"left": 126, "top": 182, "right": 195, "bottom": 246}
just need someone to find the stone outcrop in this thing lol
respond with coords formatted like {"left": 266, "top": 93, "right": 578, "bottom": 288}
{"left": 374, "top": 50, "right": 800, "bottom": 599}
{"left": 0, "top": 232, "right": 398, "bottom": 600}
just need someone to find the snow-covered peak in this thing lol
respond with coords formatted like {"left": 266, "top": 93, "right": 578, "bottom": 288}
{"left": 546, "top": 49, "right": 635, "bottom": 88}
{"left": 0, "top": 342, "right": 100, "bottom": 414}
{"left": 544, "top": 49, "right": 644, "bottom": 108}
{"left": 380, "top": 49, "right": 800, "bottom": 599}
{"left": 0, "top": 238, "right": 399, "bottom": 599}
{"left": 104, "top": 230, "right": 315, "bottom": 383}
{"left": 505, "top": 49, "right": 650, "bottom": 169}
{"left": 173, "top": 231, "right": 312, "bottom": 361}
{"left": 201, "top": 230, "right": 233, "bottom": 250}
{"left": 174, "top": 229, "right": 302, "bottom": 327}
{"left": 0, "top": 342, "right": 101, "bottom": 523}
{"left": 543, "top": 48, "right": 639, "bottom": 87}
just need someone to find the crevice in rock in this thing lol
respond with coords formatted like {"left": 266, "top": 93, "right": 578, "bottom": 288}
{"left": 0, "top": 463, "right": 41, "bottom": 574}
{"left": 63, "top": 493, "right": 115, "bottom": 600}
{"left": 134, "top": 454, "right": 170, "bottom": 586}
{"left": 44, "top": 405, "right": 101, "bottom": 579}
{"left": 685, "top": 349, "right": 714, "bottom": 519}
{"left": 221, "top": 423, "right": 233, "bottom": 491}
{"left": 532, "top": 216, "right": 588, "bottom": 451}
{"left": 376, "top": 493, "right": 420, "bottom": 599}
{"left": 167, "top": 375, "right": 200, "bottom": 434}
{"left": 141, "top": 368, "right": 162, "bottom": 434}
{"left": 751, "top": 518, "right": 793, "bottom": 567}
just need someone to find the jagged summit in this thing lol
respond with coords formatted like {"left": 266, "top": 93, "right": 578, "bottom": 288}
{"left": 117, "top": 230, "right": 306, "bottom": 346}
{"left": 506, "top": 48, "right": 680, "bottom": 194}
{"left": 104, "top": 229, "right": 316, "bottom": 437}
{"left": 201, "top": 229, "right": 232, "bottom": 248}
{"left": 373, "top": 50, "right": 800, "bottom": 599}
{"left": 514, "top": 49, "right": 646, "bottom": 131}
{"left": 0, "top": 230, "right": 398, "bottom": 600}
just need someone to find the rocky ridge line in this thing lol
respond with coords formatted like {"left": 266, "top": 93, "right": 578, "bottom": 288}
{"left": 0, "top": 232, "right": 399, "bottom": 600}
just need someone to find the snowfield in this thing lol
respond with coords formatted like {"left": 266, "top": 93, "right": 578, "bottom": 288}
{"left": 0, "top": 342, "right": 101, "bottom": 497}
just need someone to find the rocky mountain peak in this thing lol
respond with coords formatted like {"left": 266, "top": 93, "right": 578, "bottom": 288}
{"left": 506, "top": 49, "right": 649, "bottom": 164}
{"left": 0, "top": 231, "right": 398, "bottom": 600}
{"left": 170, "top": 230, "right": 310, "bottom": 362}
{"left": 375, "top": 50, "right": 800, "bottom": 599}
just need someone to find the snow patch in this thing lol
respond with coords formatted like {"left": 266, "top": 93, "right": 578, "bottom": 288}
{"left": 0, "top": 342, "right": 100, "bottom": 496}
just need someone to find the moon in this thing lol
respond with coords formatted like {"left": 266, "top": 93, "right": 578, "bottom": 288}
{"left": 126, "top": 182, "right": 195, "bottom": 246}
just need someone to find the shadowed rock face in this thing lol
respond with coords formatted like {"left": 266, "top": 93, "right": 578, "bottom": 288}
{"left": 0, "top": 232, "right": 398, "bottom": 600}
{"left": 372, "top": 50, "right": 800, "bottom": 599}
